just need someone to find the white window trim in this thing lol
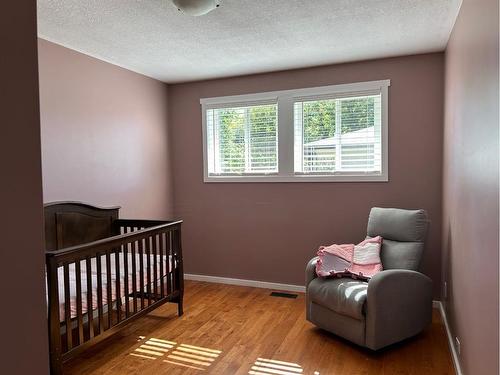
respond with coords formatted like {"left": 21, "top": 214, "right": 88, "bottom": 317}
{"left": 200, "top": 79, "right": 390, "bottom": 183}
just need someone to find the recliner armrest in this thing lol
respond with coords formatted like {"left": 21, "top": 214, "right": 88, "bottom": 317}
{"left": 305, "top": 257, "right": 319, "bottom": 288}
{"left": 368, "top": 269, "right": 432, "bottom": 296}
{"left": 365, "top": 269, "right": 433, "bottom": 350}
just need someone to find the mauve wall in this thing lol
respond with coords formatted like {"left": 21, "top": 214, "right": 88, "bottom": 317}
{"left": 0, "top": 2, "right": 49, "bottom": 373}
{"left": 442, "top": 0, "right": 499, "bottom": 374}
{"left": 169, "top": 53, "right": 444, "bottom": 297}
{"left": 38, "top": 39, "right": 173, "bottom": 219}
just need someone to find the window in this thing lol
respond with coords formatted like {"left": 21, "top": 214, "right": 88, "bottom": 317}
{"left": 294, "top": 94, "right": 381, "bottom": 174}
{"left": 201, "top": 80, "right": 389, "bottom": 182}
{"left": 206, "top": 102, "right": 278, "bottom": 175}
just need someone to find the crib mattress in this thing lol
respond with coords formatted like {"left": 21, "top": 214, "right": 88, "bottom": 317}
{"left": 52, "top": 253, "right": 173, "bottom": 322}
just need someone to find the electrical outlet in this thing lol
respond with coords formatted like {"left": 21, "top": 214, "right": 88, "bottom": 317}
{"left": 444, "top": 281, "right": 448, "bottom": 299}
{"left": 455, "top": 337, "right": 461, "bottom": 356}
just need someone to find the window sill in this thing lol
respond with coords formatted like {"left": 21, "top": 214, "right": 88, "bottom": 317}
{"left": 203, "top": 173, "right": 388, "bottom": 183}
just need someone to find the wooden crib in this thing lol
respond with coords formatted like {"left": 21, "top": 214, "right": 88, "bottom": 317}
{"left": 44, "top": 202, "right": 183, "bottom": 374}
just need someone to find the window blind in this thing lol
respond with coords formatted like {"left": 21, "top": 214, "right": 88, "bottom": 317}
{"left": 206, "top": 103, "right": 278, "bottom": 175}
{"left": 294, "top": 94, "right": 382, "bottom": 174}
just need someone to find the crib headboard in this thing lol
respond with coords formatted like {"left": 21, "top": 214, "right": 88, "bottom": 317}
{"left": 44, "top": 201, "right": 121, "bottom": 251}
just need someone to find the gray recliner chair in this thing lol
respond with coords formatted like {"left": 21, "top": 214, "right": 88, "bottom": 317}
{"left": 305, "top": 207, "right": 432, "bottom": 350}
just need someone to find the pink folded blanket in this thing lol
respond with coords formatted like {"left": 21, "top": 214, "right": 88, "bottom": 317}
{"left": 316, "top": 236, "right": 383, "bottom": 280}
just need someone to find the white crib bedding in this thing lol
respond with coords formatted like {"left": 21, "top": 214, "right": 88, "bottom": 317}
{"left": 53, "top": 253, "right": 173, "bottom": 322}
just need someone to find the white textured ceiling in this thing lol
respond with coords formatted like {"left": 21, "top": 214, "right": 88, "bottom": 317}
{"left": 37, "top": 0, "right": 461, "bottom": 83}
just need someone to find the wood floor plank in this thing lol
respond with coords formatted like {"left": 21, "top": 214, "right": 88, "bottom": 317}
{"left": 64, "top": 280, "right": 455, "bottom": 375}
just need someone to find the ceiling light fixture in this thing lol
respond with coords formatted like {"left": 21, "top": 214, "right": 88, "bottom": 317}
{"left": 171, "top": 0, "right": 221, "bottom": 16}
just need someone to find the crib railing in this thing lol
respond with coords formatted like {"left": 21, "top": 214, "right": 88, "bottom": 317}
{"left": 46, "top": 219, "right": 183, "bottom": 375}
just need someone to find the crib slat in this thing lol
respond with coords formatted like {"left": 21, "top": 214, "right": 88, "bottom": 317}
{"left": 123, "top": 240, "right": 130, "bottom": 318}
{"left": 63, "top": 263, "right": 72, "bottom": 350}
{"left": 146, "top": 236, "right": 152, "bottom": 306}
{"left": 138, "top": 237, "right": 145, "bottom": 310}
{"left": 106, "top": 251, "right": 112, "bottom": 328}
{"left": 75, "top": 260, "right": 84, "bottom": 344}
{"left": 123, "top": 227, "right": 129, "bottom": 308}
{"left": 96, "top": 253, "right": 104, "bottom": 334}
{"left": 86, "top": 257, "right": 94, "bottom": 340}
{"left": 166, "top": 231, "right": 172, "bottom": 295}
{"left": 153, "top": 235, "right": 158, "bottom": 299}
{"left": 118, "top": 228, "right": 128, "bottom": 319}
{"left": 115, "top": 248, "right": 121, "bottom": 323}
{"left": 173, "top": 233, "right": 177, "bottom": 293}
{"left": 159, "top": 232, "right": 165, "bottom": 298}
{"left": 131, "top": 238, "right": 138, "bottom": 313}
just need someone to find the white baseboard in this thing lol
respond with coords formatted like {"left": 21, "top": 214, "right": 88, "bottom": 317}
{"left": 184, "top": 273, "right": 306, "bottom": 293}
{"left": 436, "top": 300, "right": 463, "bottom": 375}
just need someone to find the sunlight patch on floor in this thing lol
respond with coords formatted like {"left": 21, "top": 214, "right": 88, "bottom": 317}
{"left": 129, "top": 353, "right": 157, "bottom": 360}
{"left": 165, "top": 343, "right": 222, "bottom": 369}
{"left": 129, "top": 336, "right": 221, "bottom": 371}
{"left": 163, "top": 359, "right": 207, "bottom": 371}
{"left": 129, "top": 336, "right": 176, "bottom": 360}
{"left": 249, "top": 357, "right": 307, "bottom": 375}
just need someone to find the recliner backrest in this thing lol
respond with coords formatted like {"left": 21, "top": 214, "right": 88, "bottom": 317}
{"left": 367, "top": 207, "right": 429, "bottom": 271}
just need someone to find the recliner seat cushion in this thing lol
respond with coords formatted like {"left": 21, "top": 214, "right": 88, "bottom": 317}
{"left": 308, "top": 277, "right": 368, "bottom": 320}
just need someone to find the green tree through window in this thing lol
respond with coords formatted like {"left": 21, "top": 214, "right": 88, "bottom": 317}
{"left": 216, "top": 104, "right": 277, "bottom": 174}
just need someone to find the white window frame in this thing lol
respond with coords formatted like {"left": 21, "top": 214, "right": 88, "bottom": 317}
{"left": 200, "top": 79, "right": 390, "bottom": 183}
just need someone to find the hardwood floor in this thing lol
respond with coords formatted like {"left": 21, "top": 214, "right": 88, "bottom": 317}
{"left": 65, "top": 280, "right": 454, "bottom": 375}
